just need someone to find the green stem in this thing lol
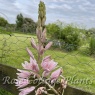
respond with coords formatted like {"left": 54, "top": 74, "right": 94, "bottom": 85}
{"left": 40, "top": 78, "right": 60, "bottom": 95}
{"left": 62, "top": 90, "right": 64, "bottom": 95}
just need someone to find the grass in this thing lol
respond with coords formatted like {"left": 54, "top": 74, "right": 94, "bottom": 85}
{"left": 0, "top": 88, "right": 13, "bottom": 95}
{"left": 0, "top": 33, "right": 95, "bottom": 94}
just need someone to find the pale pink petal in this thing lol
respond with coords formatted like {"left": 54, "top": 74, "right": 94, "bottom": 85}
{"left": 31, "top": 38, "right": 38, "bottom": 50}
{"left": 30, "top": 57, "right": 39, "bottom": 72}
{"left": 47, "top": 60, "right": 57, "bottom": 71}
{"left": 41, "top": 57, "right": 57, "bottom": 73}
{"left": 15, "top": 78, "right": 29, "bottom": 88}
{"left": 19, "top": 86, "right": 35, "bottom": 95}
{"left": 22, "top": 61, "right": 32, "bottom": 70}
{"left": 38, "top": 45, "right": 44, "bottom": 55}
{"left": 41, "top": 28, "right": 47, "bottom": 42}
{"left": 36, "top": 28, "right": 42, "bottom": 41}
{"left": 22, "top": 58, "right": 39, "bottom": 73}
{"left": 43, "top": 55, "right": 51, "bottom": 62}
{"left": 17, "top": 69, "right": 31, "bottom": 78}
{"left": 30, "top": 57, "right": 36, "bottom": 64}
{"left": 41, "top": 57, "right": 57, "bottom": 77}
{"left": 41, "top": 56, "right": 51, "bottom": 68}
{"left": 45, "top": 42, "right": 53, "bottom": 50}
{"left": 50, "top": 68, "right": 62, "bottom": 83}
{"left": 26, "top": 48, "right": 34, "bottom": 59}
{"left": 39, "top": 48, "right": 44, "bottom": 55}
{"left": 42, "top": 71, "right": 50, "bottom": 77}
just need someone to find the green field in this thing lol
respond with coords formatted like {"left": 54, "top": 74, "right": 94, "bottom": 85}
{"left": 0, "top": 33, "right": 95, "bottom": 94}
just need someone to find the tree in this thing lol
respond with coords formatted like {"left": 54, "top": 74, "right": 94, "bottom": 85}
{"left": 16, "top": 13, "right": 37, "bottom": 33}
{"left": 22, "top": 17, "right": 37, "bottom": 33}
{"left": 0, "top": 17, "right": 8, "bottom": 27}
{"left": 16, "top": 13, "right": 24, "bottom": 29}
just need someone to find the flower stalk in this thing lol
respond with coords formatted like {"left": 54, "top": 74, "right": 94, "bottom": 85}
{"left": 15, "top": 1, "right": 67, "bottom": 95}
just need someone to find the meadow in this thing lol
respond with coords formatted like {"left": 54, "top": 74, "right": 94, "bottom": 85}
{"left": 0, "top": 33, "right": 95, "bottom": 94}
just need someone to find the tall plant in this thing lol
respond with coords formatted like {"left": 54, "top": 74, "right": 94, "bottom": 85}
{"left": 15, "top": 1, "right": 67, "bottom": 95}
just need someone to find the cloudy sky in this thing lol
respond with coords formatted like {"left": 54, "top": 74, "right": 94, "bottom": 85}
{"left": 0, "top": 0, "right": 95, "bottom": 29}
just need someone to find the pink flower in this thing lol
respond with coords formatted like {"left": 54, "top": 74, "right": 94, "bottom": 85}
{"left": 45, "top": 42, "right": 53, "bottom": 50}
{"left": 22, "top": 61, "right": 32, "bottom": 70}
{"left": 41, "top": 56, "right": 57, "bottom": 77}
{"left": 41, "top": 28, "right": 47, "bottom": 43}
{"left": 15, "top": 78, "right": 29, "bottom": 89}
{"left": 36, "top": 28, "right": 47, "bottom": 43}
{"left": 42, "top": 71, "right": 50, "bottom": 77}
{"left": 31, "top": 38, "right": 45, "bottom": 55}
{"left": 22, "top": 57, "right": 39, "bottom": 73}
{"left": 31, "top": 38, "right": 38, "bottom": 50}
{"left": 17, "top": 69, "right": 31, "bottom": 78}
{"left": 26, "top": 48, "right": 34, "bottom": 59}
{"left": 19, "top": 86, "right": 35, "bottom": 95}
{"left": 36, "top": 28, "right": 42, "bottom": 41}
{"left": 50, "top": 68, "right": 62, "bottom": 83}
{"left": 41, "top": 56, "right": 57, "bottom": 72}
{"left": 30, "top": 57, "right": 39, "bottom": 72}
{"left": 30, "top": 33, "right": 52, "bottom": 55}
{"left": 42, "top": 56, "right": 51, "bottom": 62}
{"left": 38, "top": 45, "right": 44, "bottom": 55}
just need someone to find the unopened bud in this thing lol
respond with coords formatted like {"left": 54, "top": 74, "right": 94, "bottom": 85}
{"left": 36, "top": 87, "right": 47, "bottom": 95}
{"left": 61, "top": 78, "right": 67, "bottom": 89}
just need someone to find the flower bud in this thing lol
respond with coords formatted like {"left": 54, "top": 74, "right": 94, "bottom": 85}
{"left": 61, "top": 78, "right": 67, "bottom": 89}
{"left": 36, "top": 87, "right": 47, "bottom": 95}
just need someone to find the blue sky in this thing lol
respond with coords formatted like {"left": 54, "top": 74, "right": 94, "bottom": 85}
{"left": 0, "top": 0, "right": 95, "bottom": 29}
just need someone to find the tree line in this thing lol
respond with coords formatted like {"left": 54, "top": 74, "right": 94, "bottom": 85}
{"left": 0, "top": 13, "right": 37, "bottom": 33}
{"left": 1, "top": 14, "right": 95, "bottom": 53}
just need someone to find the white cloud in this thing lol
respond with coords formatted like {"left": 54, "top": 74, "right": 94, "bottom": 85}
{"left": 78, "top": 5, "right": 87, "bottom": 12}
{"left": 63, "top": 4, "right": 72, "bottom": 10}
{"left": 48, "top": 3, "right": 72, "bottom": 10}
{"left": 83, "top": 1, "right": 91, "bottom": 6}
{"left": 0, "top": 0, "right": 95, "bottom": 28}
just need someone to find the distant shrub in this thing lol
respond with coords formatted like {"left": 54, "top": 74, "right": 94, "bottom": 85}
{"left": 89, "top": 37, "right": 95, "bottom": 55}
{"left": 62, "top": 25, "right": 80, "bottom": 50}
{"left": 87, "top": 28, "right": 95, "bottom": 37}
{"left": 47, "top": 24, "right": 80, "bottom": 51}
{"left": 0, "top": 17, "right": 8, "bottom": 27}
{"left": 0, "top": 27, "right": 12, "bottom": 34}
{"left": 52, "top": 40, "right": 62, "bottom": 49}
{"left": 46, "top": 23, "right": 60, "bottom": 38}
